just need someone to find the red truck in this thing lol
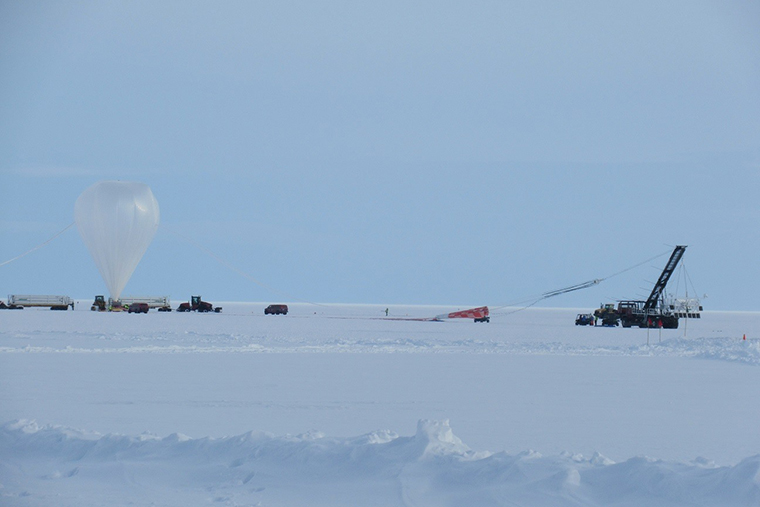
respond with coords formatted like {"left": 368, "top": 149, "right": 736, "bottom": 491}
{"left": 264, "top": 304, "right": 288, "bottom": 315}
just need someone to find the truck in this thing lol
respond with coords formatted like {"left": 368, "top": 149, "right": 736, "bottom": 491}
{"left": 6, "top": 295, "right": 74, "bottom": 310}
{"left": 127, "top": 302, "right": 150, "bottom": 313}
{"left": 591, "top": 246, "right": 701, "bottom": 329}
{"left": 264, "top": 304, "right": 288, "bottom": 315}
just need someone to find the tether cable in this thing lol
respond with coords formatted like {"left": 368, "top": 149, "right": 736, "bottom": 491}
{"left": 0, "top": 222, "right": 75, "bottom": 268}
{"left": 490, "top": 249, "right": 672, "bottom": 317}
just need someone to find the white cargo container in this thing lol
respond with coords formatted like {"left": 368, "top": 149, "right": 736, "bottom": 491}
{"left": 8, "top": 295, "right": 74, "bottom": 310}
{"left": 117, "top": 296, "right": 172, "bottom": 311}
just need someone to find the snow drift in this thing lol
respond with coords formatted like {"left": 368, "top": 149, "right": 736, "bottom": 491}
{"left": 2, "top": 419, "right": 758, "bottom": 507}
{"left": 3, "top": 306, "right": 760, "bottom": 505}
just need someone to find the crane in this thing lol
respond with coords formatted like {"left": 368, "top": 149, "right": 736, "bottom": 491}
{"left": 593, "top": 246, "right": 699, "bottom": 329}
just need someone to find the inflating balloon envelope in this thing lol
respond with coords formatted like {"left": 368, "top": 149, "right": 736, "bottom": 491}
{"left": 75, "top": 181, "right": 160, "bottom": 302}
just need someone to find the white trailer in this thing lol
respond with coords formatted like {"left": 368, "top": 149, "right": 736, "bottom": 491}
{"left": 117, "top": 296, "right": 172, "bottom": 311}
{"left": 8, "top": 295, "right": 74, "bottom": 310}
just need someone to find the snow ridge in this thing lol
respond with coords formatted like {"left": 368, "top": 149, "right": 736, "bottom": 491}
{"left": 2, "top": 419, "right": 758, "bottom": 507}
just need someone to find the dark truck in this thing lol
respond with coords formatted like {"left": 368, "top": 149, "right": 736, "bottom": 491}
{"left": 127, "top": 302, "right": 150, "bottom": 314}
{"left": 264, "top": 304, "right": 288, "bottom": 315}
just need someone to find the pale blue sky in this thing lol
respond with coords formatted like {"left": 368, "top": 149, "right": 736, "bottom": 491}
{"left": 1, "top": 1, "right": 759, "bottom": 309}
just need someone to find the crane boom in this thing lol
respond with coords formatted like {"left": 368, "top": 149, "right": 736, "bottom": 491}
{"left": 643, "top": 246, "right": 686, "bottom": 310}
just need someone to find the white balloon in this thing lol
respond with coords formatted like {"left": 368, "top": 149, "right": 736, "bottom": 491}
{"left": 75, "top": 181, "right": 160, "bottom": 301}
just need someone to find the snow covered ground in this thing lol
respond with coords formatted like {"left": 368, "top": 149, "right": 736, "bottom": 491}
{"left": 1, "top": 303, "right": 759, "bottom": 506}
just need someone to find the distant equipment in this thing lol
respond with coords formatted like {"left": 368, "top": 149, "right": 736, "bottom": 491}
{"left": 91, "top": 295, "right": 107, "bottom": 311}
{"left": 75, "top": 181, "right": 160, "bottom": 302}
{"left": 575, "top": 313, "right": 594, "bottom": 326}
{"left": 264, "top": 304, "right": 288, "bottom": 315}
{"left": 1, "top": 295, "right": 75, "bottom": 310}
{"left": 119, "top": 296, "right": 172, "bottom": 312}
{"left": 591, "top": 245, "right": 701, "bottom": 329}
{"left": 593, "top": 304, "right": 619, "bottom": 326}
{"left": 177, "top": 296, "right": 222, "bottom": 313}
{"left": 90, "top": 295, "right": 128, "bottom": 312}
{"left": 91, "top": 295, "right": 172, "bottom": 312}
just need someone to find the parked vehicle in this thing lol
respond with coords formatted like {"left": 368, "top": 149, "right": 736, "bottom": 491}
{"left": 575, "top": 313, "right": 595, "bottom": 326}
{"left": 177, "top": 296, "right": 222, "bottom": 313}
{"left": 593, "top": 303, "right": 619, "bottom": 326}
{"left": 91, "top": 295, "right": 107, "bottom": 311}
{"left": 127, "top": 302, "right": 150, "bottom": 313}
{"left": 265, "top": 304, "right": 288, "bottom": 315}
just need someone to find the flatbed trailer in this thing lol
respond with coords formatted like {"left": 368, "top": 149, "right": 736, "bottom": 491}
{"left": 6, "top": 295, "right": 74, "bottom": 310}
{"left": 118, "top": 296, "right": 172, "bottom": 311}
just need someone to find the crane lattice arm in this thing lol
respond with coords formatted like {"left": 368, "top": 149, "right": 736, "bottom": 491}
{"left": 643, "top": 245, "right": 686, "bottom": 310}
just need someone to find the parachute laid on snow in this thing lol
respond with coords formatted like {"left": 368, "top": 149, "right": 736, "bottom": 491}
{"left": 434, "top": 306, "right": 490, "bottom": 322}
{"left": 74, "top": 181, "right": 160, "bottom": 302}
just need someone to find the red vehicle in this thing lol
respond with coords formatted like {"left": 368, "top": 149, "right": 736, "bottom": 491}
{"left": 177, "top": 296, "right": 222, "bottom": 313}
{"left": 264, "top": 304, "right": 288, "bottom": 315}
{"left": 128, "top": 302, "right": 149, "bottom": 314}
